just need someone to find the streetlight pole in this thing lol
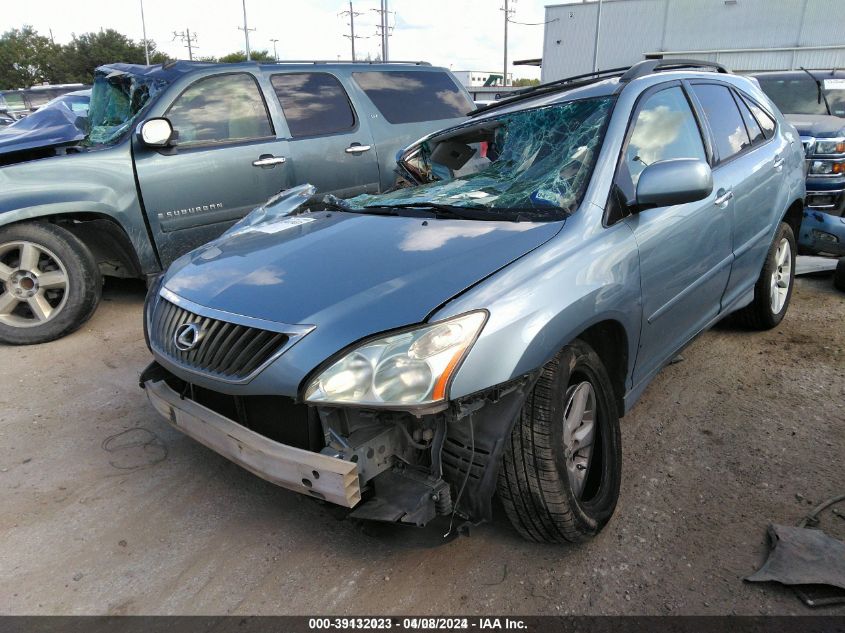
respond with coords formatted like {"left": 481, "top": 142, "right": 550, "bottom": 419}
{"left": 270, "top": 38, "right": 279, "bottom": 61}
{"left": 140, "top": 0, "right": 150, "bottom": 65}
{"left": 592, "top": 0, "right": 603, "bottom": 73}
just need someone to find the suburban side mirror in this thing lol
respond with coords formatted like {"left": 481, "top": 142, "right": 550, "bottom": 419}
{"left": 634, "top": 158, "right": 713, "bottom": 211}
{"left": 137, "top": 117, "right": 175, "bottom": 148}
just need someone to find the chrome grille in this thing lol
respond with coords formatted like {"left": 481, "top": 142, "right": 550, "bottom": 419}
{"left": 150, "top": 298, "right": 289, "bottom": 380}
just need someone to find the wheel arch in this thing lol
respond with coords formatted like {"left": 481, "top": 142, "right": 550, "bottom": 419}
{"left": 1, "top": 213, "right": 145, "bottom": 279}
{"left": 781, "top": 198, "right": 803, "bottom": 239}
{"left": 571, "top": 319, "right": 628, "bottom": 418}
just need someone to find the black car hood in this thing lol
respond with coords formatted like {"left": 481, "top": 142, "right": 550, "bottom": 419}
{"left": 785, "top": 113, "right": 845, "bottom": 138}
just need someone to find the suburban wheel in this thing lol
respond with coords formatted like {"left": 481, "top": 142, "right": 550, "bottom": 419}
{"left": 497, "top": 339, "right": 622, "bottom": 544}
{"left": 0, "top": 222, "right": 101, "bottom": 345}
{"left": 735, "top": 222, "right": 795, "bottom": 330}
{"left": 835, "top": 257, "right": 845, "bottom": 292}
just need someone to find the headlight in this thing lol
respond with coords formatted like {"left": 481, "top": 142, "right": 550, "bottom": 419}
{"left": 814, "top": 139, "right": 845, "bottom": 155}
{"left": 304, "top": 311, "right": 487, "bottom": 406}
{"left": 808, "top": 159, "right": 845, "bottom": 176}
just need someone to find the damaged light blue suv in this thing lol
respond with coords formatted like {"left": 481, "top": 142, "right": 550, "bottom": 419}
{"left": 141, "top": 60, "right": 805, "bottom": 543}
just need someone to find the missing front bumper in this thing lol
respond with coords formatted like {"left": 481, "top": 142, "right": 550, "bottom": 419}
{"left": 144, "top": 378, "right": 362, "bottom": 507}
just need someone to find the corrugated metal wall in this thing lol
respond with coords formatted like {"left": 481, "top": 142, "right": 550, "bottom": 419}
{"left": 541, "top": 0, "right": 845, "bottom": 81}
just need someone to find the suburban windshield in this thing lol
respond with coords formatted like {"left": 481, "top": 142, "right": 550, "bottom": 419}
{"left": 86, "top": 71, "right": 167, "bottom": 145}
{"left": 343, "top": 96, "right": 615, "bottom": 221}
{"left": 757, "top": 76, "right": 845, "bottom": 117}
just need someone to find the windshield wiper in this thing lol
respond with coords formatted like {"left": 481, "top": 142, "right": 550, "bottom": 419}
{"left": 801, "top": 67, "right": 832, "bottom": 115}
{"left": 380, "top": 202, "right": 493, "bottom": 220}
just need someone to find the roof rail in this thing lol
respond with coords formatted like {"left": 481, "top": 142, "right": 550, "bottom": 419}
{"left": 470, "top": 66, "right": 630, "bottom": 117}
{"left": 265, "top": 60, "right": 431, "bottom": 66}
{"left": 619, "top": 58, "right": 730, "bottom": 83}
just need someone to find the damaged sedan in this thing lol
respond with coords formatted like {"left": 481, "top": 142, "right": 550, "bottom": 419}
{"left": 141, "top": 60, "right": 805, "bottom": 543}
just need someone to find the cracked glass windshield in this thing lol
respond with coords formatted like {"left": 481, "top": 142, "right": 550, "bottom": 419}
{"left": 86, "top": 70, "right": 167, "bottom": 145}
{"left": 344, "top": 96, "right": 614, "bottom": 221}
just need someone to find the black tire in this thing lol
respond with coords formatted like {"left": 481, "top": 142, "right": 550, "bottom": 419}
{"left": 497, "top": 339, "right": 622, "bottom": 544}
{"left": 0, "top": 222, "right": 101, "bottom": 345}
{"left": 734, "top": 222, "right": 796, "bottom": 330}
{"left": 835, "top": 257, "right": 845, "bottom": 293}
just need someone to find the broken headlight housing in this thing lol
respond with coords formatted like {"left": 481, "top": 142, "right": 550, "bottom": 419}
{"left": 304, "top": 311, "right": 487, "bottom": 407}
{"left": 808, "top": 159, "right": 845, "bottom": 176}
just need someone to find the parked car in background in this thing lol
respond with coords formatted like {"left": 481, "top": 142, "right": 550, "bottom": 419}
{"left": 753, "top": 69, "right": 845, "bottom": 256}
{"left": 141, "top": 60, "right": 804, "bottom": 543}
{"left": 0, "top": 83, "right": 88, "bottom": 119}
{"left": 0, "top": 90, "right": 91, "bottom": 155}
{"left": 0, "top": 112, "right": 15, "bottom": 127}
{"left": 0, "top": 60, "right": 472, "bottom": 345}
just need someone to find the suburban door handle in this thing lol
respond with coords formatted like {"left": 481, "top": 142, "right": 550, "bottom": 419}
{"left": 345, "top": 144, "right": 371, "bottom": 154}
{"left": 252, "top": 155, "right": 286, "bottom": 167}
{"left": 714, "top": 189, "right": 734, "bottom": 206}
{"left": 773, "top": 155, "right": 785, "bottom": 169}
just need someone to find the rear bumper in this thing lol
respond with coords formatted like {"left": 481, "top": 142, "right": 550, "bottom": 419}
{"left": 143, "top": 378, "right": 362, "bottom": 508}
{"left": 798, "top": 208, "right": 845, "bottom": 257}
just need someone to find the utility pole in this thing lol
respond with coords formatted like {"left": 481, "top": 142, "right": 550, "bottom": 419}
{"left": 270, "top": 38, "right": 279, "bottom": 61}
{"left": 340, "top": 1, "right": 364, "bottom": 61}
{"left": 139, "top": 0, "right": 150, "bottom": 65}
{"left": 173, "top": 28, "right": 198, "bottom": 61}
{"left": 371, "top": 0, "right": 392, "bottom": 62}
{"left": 239, "top": 0, "right": 255, "bottom": 61}
{"left": 501, "top": 0, "right": 515, "bottom": 86}
{"left": 592, "top": 0, "right": 603, "bottom": 72}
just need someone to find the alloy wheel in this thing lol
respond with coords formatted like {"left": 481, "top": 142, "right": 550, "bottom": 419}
{"left": 562, "top": 380, "right": 597, "bottom": 499}
{"left": 770, "top": 237, "right": 792, "bottom": 314}
{"left": 0, "top": 240, "right": 69, "bottom": 328}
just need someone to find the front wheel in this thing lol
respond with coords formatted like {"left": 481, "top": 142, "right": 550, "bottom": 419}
{"left": 497, "top": 339, "right": 622, "bottom": 544}
{"left": 735, "top": 222, "right": 795, "bottom": 330}
{"left": 0, "top": 222, "right": 102, "bottom": 345}
{"left": 835, "top": 257, "right": 845, "bottom": 293}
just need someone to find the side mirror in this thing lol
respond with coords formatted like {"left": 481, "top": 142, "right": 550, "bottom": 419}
{"left": 137, "top": 117, "right": 174, "bottom": 148}
{"left": 635, "top": 158, "right": 713, "bottom": 210}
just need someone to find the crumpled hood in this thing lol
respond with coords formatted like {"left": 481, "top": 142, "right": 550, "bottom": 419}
{"left": 785, "top": 113, "right": 845, "bottom": 138}
{"left": 165, "top": 212, "right": 560, "bottom": 329}
{"left": 0, "top": 104, "right": 85, "bottom": 156}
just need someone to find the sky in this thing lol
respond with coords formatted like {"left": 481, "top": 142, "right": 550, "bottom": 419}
{"left": 2, "top": 0, "right": 553, "bottom": 80}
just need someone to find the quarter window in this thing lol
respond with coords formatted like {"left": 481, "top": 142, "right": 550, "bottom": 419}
{"left": 691, "top": 84, "right": 751, "bottom": 162}
{"left": 624, "top": 86, "right": 707, "bottom": 186}
{"left": 739, "top": 93, "right": 776, "bottom": 139}
{"left": 271, "top": 72, "right": 355, "bottom": 138}
{"left": 166, "top": 73, "right": 273, "bottom": 145}
{"left": 352, "top": 71, "right": 473, "bottom": 124}
{"left": 733, "top": 91, "right": 765, "bottom": 146}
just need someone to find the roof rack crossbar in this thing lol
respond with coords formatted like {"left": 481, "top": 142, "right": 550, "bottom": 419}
{"left": 620, "top": 58, "right": 730, "bottom": 83}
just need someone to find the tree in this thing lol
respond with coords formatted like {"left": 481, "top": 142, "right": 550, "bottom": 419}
{"left": 512, "top": 78, "right": 540, "bottom": 87}
{"left": 0, "top": 26, "right": 63, "bottom": 89}
{"left": 218, "top": 49, "right": 275, "bottom": 63}
{"left": 61, "top": 29, "right": 158, "bottom": 83}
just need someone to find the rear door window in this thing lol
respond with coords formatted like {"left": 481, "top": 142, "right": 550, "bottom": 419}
{"left": 352, "top": 71, "right": 472, "bottom": 124}
{"left": 271, "top": 72, "right": 356, "bottom": 138}
{"left": 166, "top": 73, "right": 273, "bottom": 145}
{"left": 691, "top": 84, "right": 751, "bottom": 162}
{"left": 624, "top": 86, "right": 707, "bottom": 187}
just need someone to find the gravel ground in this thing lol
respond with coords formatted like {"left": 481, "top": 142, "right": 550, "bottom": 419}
{"left": 0, "top": 274, "right": 843, "bottom": 615}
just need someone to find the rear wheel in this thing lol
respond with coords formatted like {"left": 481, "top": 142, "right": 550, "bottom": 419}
{"left": 497, "top": 339, "right": 621, "bottom": 544}
{"left": 835, "top": 257, "right": 845, "bottom": 292}
{"left": 0, "top": 222, "right": 101, "bottom": 345}
{"left": 734, "top": 222, "right": 795, "bottom": 330}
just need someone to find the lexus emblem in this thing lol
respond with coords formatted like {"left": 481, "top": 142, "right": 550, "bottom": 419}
{"left": 174, "top": 322, "right": 203, "bottom": 351}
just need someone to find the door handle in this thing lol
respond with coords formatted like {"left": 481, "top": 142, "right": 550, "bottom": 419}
{"left": 345, "top": 144, "right": 371, "bottom": 154}
{"left": 252, "top": 155, "right": 286, "bottom": 167}
{"left": 714, "top": 189, "right": 733, "bottom": 206}
{"left": 773, "top": 155, "right": 785, "bottom": 169}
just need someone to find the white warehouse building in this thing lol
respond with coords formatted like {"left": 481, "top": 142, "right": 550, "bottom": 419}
{"left": 540, "top": 0, "right": 845, "bottom": 82}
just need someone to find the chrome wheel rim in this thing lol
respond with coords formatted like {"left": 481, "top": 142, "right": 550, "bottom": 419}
{"left": 562, "top": 381, "right": 597, "bottom": 499}
{"left": 0, "top": 241, "right": 69, "bottom": 328}
{"left": 770, "top": 237, "right": 792, "bottom": 315}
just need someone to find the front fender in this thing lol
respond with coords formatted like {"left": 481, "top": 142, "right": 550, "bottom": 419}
{"left": 433, "top": 211, "right": 642, "bottom": 401}
{"left": 0, "top": 144, "right": 159, "bottom": 272}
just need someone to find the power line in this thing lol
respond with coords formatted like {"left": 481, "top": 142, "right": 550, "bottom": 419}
{"left": 172, "top": 28, "right": 198, "bottom": 61}
{"left": 238, "top": 0, "right": 255, "bottom": 61}
{"left": 371, "top": 0, "right": 393, "bottom": 62}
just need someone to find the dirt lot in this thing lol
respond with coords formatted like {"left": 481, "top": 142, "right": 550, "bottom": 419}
{"left": 0, "top": 274, "right": 843, "bottom": 615}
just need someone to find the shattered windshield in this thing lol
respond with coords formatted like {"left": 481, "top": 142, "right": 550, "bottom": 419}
{"left": 344, "top": 96, "right": 614, "bottom": 221}
{"left": 86, "top": 70, "right": 167, "bottom": 145}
